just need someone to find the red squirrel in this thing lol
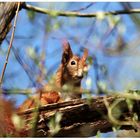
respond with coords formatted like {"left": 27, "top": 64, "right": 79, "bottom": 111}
{"left": 18, "top": 40, "right": 88, "bottom": 112}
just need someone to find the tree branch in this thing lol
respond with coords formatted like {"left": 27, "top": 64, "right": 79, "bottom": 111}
{"left": 0, "top": 2, "right": 21, "bottom": 87}
{"left": 23, "top": 3, "right": 140, "bottom": 18}
{"left": 19, "top": 95, "right": 140, "bottom": 137}
{"left": 0, "top": 2, "right": 24, "bottom": 44}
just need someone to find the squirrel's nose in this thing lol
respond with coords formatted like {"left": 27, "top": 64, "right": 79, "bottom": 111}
{"left": 77, "top": 74, "right": 83, "bottom": 79}
{"left": 77, "top": 69, "right": 83, "bottom": 79}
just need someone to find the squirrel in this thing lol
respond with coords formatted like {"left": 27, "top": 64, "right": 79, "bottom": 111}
{"left": 18, "top": 40, "right": 88, "bottom": 112}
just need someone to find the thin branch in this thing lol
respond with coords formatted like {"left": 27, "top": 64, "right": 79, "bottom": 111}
{"left": 5, "top": 38, "right": 37, "bottom": 87}
{"left": 0, "top": 88, "right": 33, "bottom": 95}
{"left": 72, "top": 2, "right": 95, "bottom": 12}
{"left": 23, "top": 3, "right": 140, "bottom": 18}
{"left": 0, "top": 2, "right": 21, "bottom": 87}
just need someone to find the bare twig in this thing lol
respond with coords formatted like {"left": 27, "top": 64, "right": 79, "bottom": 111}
{"left": 5, "top": 39, "right": 37, "bottom": 87}
{"left": 0, "top": 88, "right": 33, "bottom": 95}
{"left": 36, "top": 27, "right": 47, "bottom": 85}
{"left": 0, "top": 2, "right": 20, "bottom": 87}
{"left": 23, "top": 3, "right": 140, "bottom": 18}
{"left": 72, "top": 2, "right": 94, "bottom": 12}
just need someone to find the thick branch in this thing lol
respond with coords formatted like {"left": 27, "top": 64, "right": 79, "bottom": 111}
{"left": 0, "top": 2, "right": 24, "bottom": 45}
{"left": 19, "top": 95, "right": 140, "bottom": 137}
{"left": 23, "top": 3, "right": 140, "bottom": 18}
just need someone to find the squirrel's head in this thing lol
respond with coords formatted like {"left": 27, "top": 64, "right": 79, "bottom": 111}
{"left": 61, "top": 40, "right": 88, "bottom": 84}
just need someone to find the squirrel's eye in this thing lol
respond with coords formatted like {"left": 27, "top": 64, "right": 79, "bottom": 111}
{"left": 71, "top": 61, "right": 76, "bottom": 65}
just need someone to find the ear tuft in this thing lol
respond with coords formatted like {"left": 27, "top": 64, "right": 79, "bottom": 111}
{"left": 61, "top": 40, "right": 73, "bottom": 65}
{"left": 82, "top": 48, "right": 88, "bottom": 62}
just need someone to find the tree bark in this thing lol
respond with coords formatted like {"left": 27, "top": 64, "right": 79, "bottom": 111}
{"left": 19, "top": 95, "right": 140, "bottom": 137}
{"left": 0, "top": 2, "right": 24, "bottom": 45}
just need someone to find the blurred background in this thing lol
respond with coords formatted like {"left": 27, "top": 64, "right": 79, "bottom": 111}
{"left": 1, "top": 2, "right": 140, "bottom": 122}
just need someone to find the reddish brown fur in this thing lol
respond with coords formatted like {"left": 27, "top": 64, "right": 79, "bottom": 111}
{"left": 50, "top": 40, "right": 88, "bottom": 100}
{"left": 18, "top": 40, "right": 88, "bottom": 112}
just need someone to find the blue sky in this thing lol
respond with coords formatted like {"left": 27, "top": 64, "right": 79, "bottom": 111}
{"left": 1, "top": 2, "right": 140, "bottom": 108}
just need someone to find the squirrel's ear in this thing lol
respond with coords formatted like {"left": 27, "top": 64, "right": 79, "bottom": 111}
{"left": 81, "top": 48, "right": 88, "bottom": 62}
{"left": 61, "top": 40, "right": 73, "bottom": 65}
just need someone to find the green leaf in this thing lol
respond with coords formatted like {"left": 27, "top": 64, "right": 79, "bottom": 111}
{"left": 50, "top": 11, "right": 58, "bottom": 17}
{"left": 45, "top": 18, "right": 52, "bottom": 32}
{"left": 133, "top": 113, "right": 138, "bottom": 122}
{"left": 126, "top": 99, "right": 134, "bottom": 112}
{"left": 27, "top": 10, "right": 36, "bottom": 21}
{"left": 87, "top": 56, "right": 93, "bottom": 65}
{"left": 97, "top": 81, "right": 107, "bottom": 91}
{"left": 53, "top": 21, "right": 62, "bottom": 30}
{"left": 96, "top": 131, "right": 101, "bottom": 138}
{"left": 107, "top": 15, "right": 120, "bottom": 28}
{"left": 111, "top": 105, "right": 122, "bottom": 119}
{"left": 85, "top": 77, "right": 92, "bottom": 89}
{"left": 112, "top": 126, "right": 121, "bottom": 132}
{"left": 11, "top": 113, "right": 25, "bottom": 130}
{"left": 96, "top": 12, "right": 105, "bottom": 20}
{"left": 48, "top": 112, "right": 62, "bottom": 136}
{"left": 26, "top": 47, "right": 36, "bottom": 59}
